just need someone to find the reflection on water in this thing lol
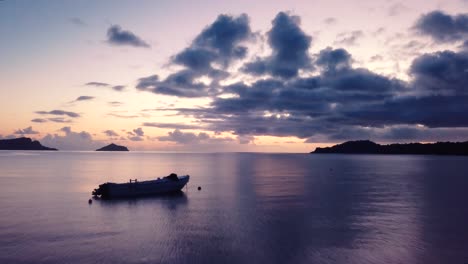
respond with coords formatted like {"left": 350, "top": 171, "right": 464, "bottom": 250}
{"left": 0, "top": 152, "right": 467, "bottom": 263}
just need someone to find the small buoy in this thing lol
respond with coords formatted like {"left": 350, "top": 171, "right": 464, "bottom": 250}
{"left": 88, "top": 199, "right": 92, "bottom": 204}
{"left": 197, "top": 186, "right": 201, "bottom": 191}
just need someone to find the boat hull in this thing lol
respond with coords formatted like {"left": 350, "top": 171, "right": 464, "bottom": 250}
{"left": 93, "top": 175, "right": 189, "bottom": 199}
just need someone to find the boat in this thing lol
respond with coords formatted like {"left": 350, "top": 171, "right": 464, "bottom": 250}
{"left": 92, "top": 173, "right": 190, "bottom": 199}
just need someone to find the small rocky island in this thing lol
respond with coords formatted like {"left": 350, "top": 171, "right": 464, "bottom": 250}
{"left": 312, "top": 140, "right": 468, "bottom": 156}
{"left": 0, "top": 137, "right": 57, "bottom": 150}
{"left": 96, "top": 143, "right": 129, "bottom": 151}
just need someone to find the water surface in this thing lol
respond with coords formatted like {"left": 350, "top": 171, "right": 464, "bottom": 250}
{"left": 0, "top": 151, "right": 467, "bottom": 263}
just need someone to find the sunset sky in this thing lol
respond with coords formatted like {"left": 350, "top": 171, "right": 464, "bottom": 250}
{"left": 1, "top": 0, "right": 467, "bottom": 151}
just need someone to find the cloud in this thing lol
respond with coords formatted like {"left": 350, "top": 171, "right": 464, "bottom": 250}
{"left": 107, "top": 113, "right": 140, "bottom": 119}
{"left": 48, "top": 118, "right": 73, "bottom": 123}
{"left": 372, "top": 27, "right": 386, "bottom": 36}
{"left": 106, "top": 25, "right": 150, "bottom": 48}
{"left": 170, "top": 45, "right": 426, "bottom": 141}
{"left": 69, "top": 17, "right": 86, "bottom": 26}
{"left": 35, "top": 110, "right": 80, "bottom": 118}
{"left": 103, "top": 130, "right": 119, "bottom": 137}
{"left": 143, "top": 122, "right": 203, "bottom": 130}
{"left": 387, "top": 2, "right": 409, "bottom": 17}
{"left": 190, "top": 13, "right": 252, "bottom": 66}
{"left": 136, "top": 14, "right": 252, "bottom": 98}
{"left": 30, "top": 118, "right": 73, "bottom": 124}
{"left": 462, "top": 40, "right": 468, "bottom": 50}
{"left": 130, "top": 12, "right": 468, "bottom": 144}
{"left": 128, "top": 136, "right": 143, "bottom": 141}
{"left": 305, "top": 125, "right": 468, "bottom": 143}
{"left": 334, "top": 30, "right": 364, "bottom": 46}
{"left": 85, "top": 82, "right": 125, "bottom": 92}
{"left": 369, "top": 55, "right": 383, "bottom": 62}
{"left": 410, "top": 50, "right": 468, "bottom": 95}
{"left": 414, "top": 10, "right": 468, "bottom": 42}
{"left": 158, "top": 129, "right": 234, "bottom": 144}
{"left": 136, "top": 71, "right": 213, "bottom": 98}
{"left": 126, "top": 127, "right": 144, "bottom": 141}
{"left": 0, "top": 134, "right": 15, "bottom": 140}
{"left": 108, "top": 101, "right": 123, "bottom": 107}
{"left": 41, "top": 127, "right": 102, "bottom": 150}
{"left": 75, "top": 96, "right": 95, "bottom": 101}
{"left": 85, "top": 82, "right": 110, "bottom": 87}
{"left": 344, "top": 95, "right": 468, "bottom": 128}
{"left": 67, "top": 96, "right": 94, "bottom": 104}
{"left": 171, "top": 13, "right": 252, "bottom": 71}
{"left": 323, "top": 17, "right": 337, "bottom": 25}
{"left": 31, "top": 118, "right": 47, "bottom": 123}
{"left": 112, "top": 85, "right": 125, "bottom": 91}
{"left": 173, "top": 48, "right": 217, "bottom": 72}
{"left": 14, "top": 126, "right": 39, "bottom": 135}
{"left": 133, "top": 128, "right": 144, "bottom": 136}
{"left": 237, "top": 135, "right": 255, "bottom": 144}
{"left": 242, "top": 12, "right": 312, "bottom": 79}
{"left": 315, "top": 47, "right": 352, "bottom": 72}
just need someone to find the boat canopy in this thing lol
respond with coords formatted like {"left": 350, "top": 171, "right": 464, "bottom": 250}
{"left": 165, "top": 173, "right": 179, "bottom": 181}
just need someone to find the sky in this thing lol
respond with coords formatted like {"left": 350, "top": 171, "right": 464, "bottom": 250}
{"left": 1, "top": 0, "right": 468, "bottom": 151}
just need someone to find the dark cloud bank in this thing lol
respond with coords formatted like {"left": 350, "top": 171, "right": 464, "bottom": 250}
{"left": 414, "top": 10, "right": 468, "bottom": 43}
{"left": 136, "top": 11, "right": 468, "bottom": 144}
{"left": 136, "top": 13, "right": 253, "bottom": 97}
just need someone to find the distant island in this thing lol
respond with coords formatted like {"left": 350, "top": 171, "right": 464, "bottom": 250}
{"left": 0, "top": 137, "right": 57, "bottom": 151}
{"left": 96, "top": 143, "right": 129, "bottom": 151}
{"left": 312, "top": 140, "right": 468, "bottom": 156}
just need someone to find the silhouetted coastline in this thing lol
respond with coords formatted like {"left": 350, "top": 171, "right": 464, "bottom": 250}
{"left": 0, "top": 137, "right": 57, "bottom": 150}
{"left": 96, "top": 143, "right": 129, "bottom": 151}
{"left": 312, "top": 140, "right": 468, "bottom": 155}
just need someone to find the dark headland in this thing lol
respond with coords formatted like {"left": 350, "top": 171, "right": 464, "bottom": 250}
{"left": 96, "top": 143, "right": 129, "bottom": 151}
{"left": 312, "top": 140, "right": 468, "bottom": 156}
{"left": 0, "top": 137, "right": 57, "bottom": 150}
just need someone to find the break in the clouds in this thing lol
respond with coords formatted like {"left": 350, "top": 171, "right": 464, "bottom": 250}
{"left": 14, "top": 126, "right": 39, "bottom": 135}
{"left": 242, "top": 12, "right": 312, "bottom": 79}
{"left": 415, "top": 10, "right": 468, "bottom": 43}
{"left": 35, "top": 110, "right": 80, "bottom": 118}
{"left": 106, "top": 25, "right": 150, "bottom": 48}
{"left": 136, "top": 13, "right": 253, "bottom": 97}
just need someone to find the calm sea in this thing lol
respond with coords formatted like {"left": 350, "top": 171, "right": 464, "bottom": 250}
{"left": 0, "top": 151, "right": 467, "bottom": 263}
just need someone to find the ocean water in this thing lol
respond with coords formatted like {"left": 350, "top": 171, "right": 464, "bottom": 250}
{"left": 0, "top": 151, "right": 467, "bottom": 264}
